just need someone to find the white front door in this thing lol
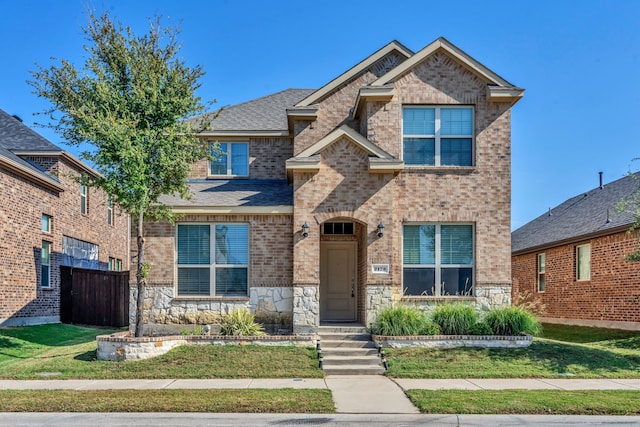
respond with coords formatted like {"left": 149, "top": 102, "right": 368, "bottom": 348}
{"left": 320, "top": 242, "right": 356, "bottom": 321}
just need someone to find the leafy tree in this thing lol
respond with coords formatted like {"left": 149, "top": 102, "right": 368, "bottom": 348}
{"left": 618, "top": 168, "right": 640, "bottom": 262}
{"left": 30, "top": 11, "right": 211, "bottom": 336}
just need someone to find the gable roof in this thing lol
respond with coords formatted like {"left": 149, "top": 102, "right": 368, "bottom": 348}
{"left": 195, "top": 88, "right": 314, "bottom": 137}
{"left": 512, "top": 173, "right": 640, "bottom": 254}
{"left": 295, "top": 40, "right": 414, "bottom": 107}
{"left": 296, "top": 125, "right": 394, "bottom": 159}
{"left": 0, "top": 109, "right": 61, "bottom": 152}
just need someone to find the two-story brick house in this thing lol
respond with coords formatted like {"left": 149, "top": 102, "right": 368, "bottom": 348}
{"left": 0, "top": 109, "right": 130, "bottom": 326}
{"left": 135, "top": 37, "right": 523, "bottom": 334}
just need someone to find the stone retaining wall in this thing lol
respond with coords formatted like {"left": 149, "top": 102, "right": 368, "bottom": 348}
{"left": 97, "top": 331, "right": 317, "bottom": 361}
{"left": 373, "top": 334, "right": 532, "bottom": 349}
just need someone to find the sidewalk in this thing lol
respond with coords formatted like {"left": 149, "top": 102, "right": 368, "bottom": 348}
{"left": 1, "top": 377, "right": 640, "bottom": 414}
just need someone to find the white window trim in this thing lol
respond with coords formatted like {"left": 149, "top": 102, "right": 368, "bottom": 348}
{"left": 107, "top": 197, "right": 113, "bottom": 225}
{"left": 175, "top": 222, "right": 250, "bottom": 297}
{"left": 576, "top": 243, "right": 591, "bottom": 281}
{"left": 41, "top": 241, "right": 51, "bottom": 288}
{"left": 401, "top": 105, "right": 475, "bottom": 167}
{"left": 42, "top": 214, "right": 52, "bottom": 233}
{"left": 401, "top": 222, "right": 475, "bottom": 297}
{"left": 209, "top": 142, "right": 249, "bottom": 177}
{"left": 80, "top": 182, "right": 88, "bottom": 214}
{"left": 537, "top": 253, "right": 546, "bottom": 292}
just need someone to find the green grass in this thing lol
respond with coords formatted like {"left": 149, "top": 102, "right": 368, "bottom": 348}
{"left": 0, "top": 389, "right": 334, "bottom": 413}
{"left": 406, "top": 390, "right": 640, "bottom": 415}
{"left": 0, "top": 324, "right": 323, "bottom": 379}
{"left": 386, "top": 323, "right": 640, "bottom": 378}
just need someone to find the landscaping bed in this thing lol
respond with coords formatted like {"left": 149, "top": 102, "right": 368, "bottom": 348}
{"left": 373, "top": 334, "right": 532, "bottom": 349}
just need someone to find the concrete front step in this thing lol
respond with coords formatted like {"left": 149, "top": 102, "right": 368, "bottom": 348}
{"left": 322, "top": 355, "right": 381, "bottom": 366}
{"left": 322, "top": 365, "right": 386, "bottom": 375}
{"left": 320, "top": 339, "right": 376, "bottom": 349}
{"left": 317, "top": 333, "right": 372, "bottom": 341}
{"left": 321, "top": 347, "right": 378, "bottom": 357}
{"left": 318, "top": 325, "right": 369, "bottom": 334}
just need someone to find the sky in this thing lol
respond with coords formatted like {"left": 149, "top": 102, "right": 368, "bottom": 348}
{"left": 1, "top": 0, "right": 639, "bottom": 230}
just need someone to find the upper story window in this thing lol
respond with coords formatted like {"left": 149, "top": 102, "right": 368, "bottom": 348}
{"left": 576, "top": 243, "right": 591, "bottom": 281}
{"left": 403, "top": 224, "right": 474, "bottom": 296}
{"left": 80, "top": 180, "right": 88, "bottom": 214}
{"left": 107, "top": 196, "right": 113, "bottom": 225}
{"left": 41, "top": 241, "right": 51, "bottom": 288}
{"left": 108, "top": 257, "right": 122, "bottom": 271}
{"left": 42, "top": 214, "right": 52, "bottom": 233}
{"left": 176, "top": 223, "right": 249, "bottom": 297}
{"left": 537, "top": 253, "right": 546, "bottom": 292}
{"left": 210, "top": 142, "right": 249, "bottom": 177}
{"left": 403, "top": 106, "right": 473, "bottom": 166}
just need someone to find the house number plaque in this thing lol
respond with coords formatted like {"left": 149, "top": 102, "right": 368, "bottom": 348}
{"left": 372, "top": 264, "right": 390, "bottom": 274}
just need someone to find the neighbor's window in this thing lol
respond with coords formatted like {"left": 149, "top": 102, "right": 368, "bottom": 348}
{"left": 108, "top": 257, "right": 122, "bottom": 271}
{"left": 42, "top": 214, "right": 52, "bottom": 233}
{"left": 177, "top": 223, "right": 249, "bottom": 297}
{"left": 41, "top": 241, "right": 51, "bottom": 288}
{"left": 403, "top": 224, "right": 474, "bottom": 296}
{"left": 403, "top": 106, "right": 473, "bottom": 166}
{"left": 107, "top": 196, "right": 113, "bottom": 225}
{"left": 537, "top": 253, "right": 546, "bottom": 292}
{"left": 576, "top": 243, "right": 591, "bottom": 281}
{"left": 210, "top": 142, "right": 249, "bottom": 176}
{"left": 80, "top": 180, "right": 88, "bottom": 214}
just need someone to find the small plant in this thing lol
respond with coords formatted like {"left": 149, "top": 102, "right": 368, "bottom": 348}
{"left": 513, "top": 290, "right": 546, "bottom": 316}
{"left": 469, "top": 320, "right": 493, "bottom": 336}
{"left": 420, "top": 321, "right": 441, "bottom": 336}
{"left": 219, "top": 309, "right": 265, "bottom": 336}
{"left": 485, "top": 306, "right": 542, "bottom": 336}
{"left": 180, "top": 325, "right": 204, "bottom": 336}
{"left": 431, "top": 303, "right": 478, "bottom": 335}
{"left": 373, "top": 306, "right": 430, "bottom": 336}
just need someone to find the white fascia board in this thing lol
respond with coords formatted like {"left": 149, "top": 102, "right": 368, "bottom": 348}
{"left": 296, "top": 41, "right": 413, "bottom": 107}
{"left": 368, "top": 158, "right": 404, "bottom": 173}
{"left": 197, "top": 130, "right": 290, "bottom": 137}
{"left": 353, "top": 86, "right": 395, "bottom": 118}
{"left": 171, "top": 206, "right": 293, "bottom": 215}
{"left": 371, "top": 37, "right": 513, "bottom": 88}
{"left": 487, "top": 86, "right": 525, "bottom": 102}
{"left": 285, "top": 157, "right": 321, "bottom": 172}
{"left": 286, "top": 107, "right": 319, "bottom": 119}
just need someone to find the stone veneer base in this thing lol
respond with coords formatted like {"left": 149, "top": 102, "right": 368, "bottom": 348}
{"left": 97, "top": 331, "right": 318, "bottom": 361}
{"left": 373, "top": 334, "right": 533, "bottom": 349}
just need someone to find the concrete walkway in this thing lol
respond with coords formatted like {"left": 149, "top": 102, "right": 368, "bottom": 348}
{"left": 1, "top": 377, "right": 640, "bottom": 414}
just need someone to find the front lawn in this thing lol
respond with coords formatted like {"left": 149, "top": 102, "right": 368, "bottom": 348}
{"left": 385, "top": 323, "right": 640, "bottom": 378}
{"left": 0, "top": 324, "right": 323, "bottom": 379}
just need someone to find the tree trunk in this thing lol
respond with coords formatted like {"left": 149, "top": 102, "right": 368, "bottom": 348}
{"left": 134, "top": 211, "right": 145, "bottom": 337}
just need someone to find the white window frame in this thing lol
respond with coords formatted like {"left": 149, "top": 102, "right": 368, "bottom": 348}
{"left": 176, "top": 223, "right": 250, "bottom": 297}
{"left": 576, "top": 243, "right": 591, "bottom": 281}
{"left": 537, "top": 253, "right": 546, "bottom": 292}
{"left": 209, "top": 142, "right": 249, "bottom": 177}
{"left": 41, "top": 241, "right": 51, "bottom": 288}
{"left": 107, "top": 196, "right": 113, "bottom": 225}
{"left": 80, "top": 181, "right": 88, "bottom": 214}
{"left": 42, "top": 214, "right": 52, "bottom": 233}
{"left": 402, "top": 223, "right": 475, "bottom": 297}
{"left": 402, "top": 105, "right": 474, "bottom": 166}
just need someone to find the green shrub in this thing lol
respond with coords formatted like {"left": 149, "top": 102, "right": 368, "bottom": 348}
{"left": 420, "top": 321, "right": 441, "bottom": 336}
{"left": 431, "top": 303, "right": 478, "bottom": 335}
{"left": 484, "top": 306, "right": 542, "bottom": 336}
{"left": 219, "top": 309, "right": 266, "bottom": 336}
{"left": 469, "top": 320, "right": 493, "bottom": 336}
{"left": 373, "top": 306, "right": 430, "bottom": 336}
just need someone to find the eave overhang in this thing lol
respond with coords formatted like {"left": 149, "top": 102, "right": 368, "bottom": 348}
{"left": 487, "top": 86, "right": 525, "bottom": 105}
{"left": 353, "top": 85, "right": 395, "bottom": 119}
{"left": 171, "top": 205, "right": 293, "bottom": 215}
{"left": 11, "top": 150, "right": 100, "bottom": 178}
{"left": 0, "top": 154, "right": 64, "bottom": 192}
{"left": 196, "top": 130, "right": 290, "bottom": 138}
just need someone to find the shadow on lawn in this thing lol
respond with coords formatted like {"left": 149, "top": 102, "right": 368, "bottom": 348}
{"left": 74, "top": 350, "right": 98, "bottom": 362}
{"left": 0, "top": 324, "right": 117, "bottom": 348}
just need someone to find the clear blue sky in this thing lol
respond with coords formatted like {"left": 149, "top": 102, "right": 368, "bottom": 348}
{"left": 1, "top": 0, "right": 638, "bottom": 230}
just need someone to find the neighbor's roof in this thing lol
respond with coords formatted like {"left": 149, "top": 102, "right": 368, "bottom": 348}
{"left": 159, "top": 179, "right": 293, "bottom": 214}
{"left": 0, "top": 109, "right": 61, "bottom": 152}
{"left": 512, "top": 173, "right": 640, "bottom": 254}
{"left": 194, "top": 89, "right": 315, "bottom": 135}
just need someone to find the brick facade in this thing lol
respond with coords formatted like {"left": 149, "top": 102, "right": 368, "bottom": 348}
{"left": 0, "top": 156, "right": 130, "bottom": 326}
{"left": 512, "top": 230, "right": 640, "bottom": 328}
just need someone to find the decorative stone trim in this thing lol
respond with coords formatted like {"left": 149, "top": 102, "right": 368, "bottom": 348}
{"left": 373, "top": 334, "right": 533, "bottom": 349}
{"left": 97, "top": 331, "right": 318, "bottom": 361}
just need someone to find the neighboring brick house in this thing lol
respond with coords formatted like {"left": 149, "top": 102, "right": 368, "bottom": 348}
{"left": 512, "top": 173, "right": 640, "bottom": 330}
{"left": 136, "top": 37, "right": 524, "bottom": 333}
{"left": 0, "top": 110, "right": 130, "bottom": 326}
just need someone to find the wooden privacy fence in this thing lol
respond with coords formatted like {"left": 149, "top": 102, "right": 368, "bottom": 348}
{"left": 60, "top": 266, "right": 130, "bottom": 327}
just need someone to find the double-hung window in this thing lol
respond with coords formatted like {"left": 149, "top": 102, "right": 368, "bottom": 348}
{"left": 403, "top": 106, "right": 473, "bottom": 166}
{"left": 537, "top": 253, "right": 546, "bottom": 292}
{"left": 210, "top": 142, "right": 249, "bottom": 176}
{"left": 177, "top": 224, "right": 249, "bottom": 297}
{"left": 403, "top": 224, "right": 474, "bottom": 296}
{"left": 80, "top": 181, "right": 88, "bottom": 214}
{"left": 576, "top": 244, "right": 591, "bottom": 281}
{"left": 42, "top": 214, "right": 52, "bottom": 233}
{"left": 41, "top": 241, "right": 51, "bottom": 288}
{"left": 107, "top": 196, "right": 113, "bottom": 225}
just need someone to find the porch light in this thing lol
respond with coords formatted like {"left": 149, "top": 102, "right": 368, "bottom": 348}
{"left": 377, "top": 223, "right": 385, "bottom": 238}
{"left": 302, "top": 222, "right": 310, "bottom": 238}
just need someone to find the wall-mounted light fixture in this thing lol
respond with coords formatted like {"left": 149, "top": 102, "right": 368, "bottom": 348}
{"left": 302, "top": 222, "right": 310, "bottom": 238}
{"left": 376, "top": 223, "right": 385, "bottom": 238}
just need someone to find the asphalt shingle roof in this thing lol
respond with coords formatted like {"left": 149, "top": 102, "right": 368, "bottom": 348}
{"left": 512, "top": 173, "right": 640, "bottom": 254}
{"left": 192, "top": 88, "right": 315, "bottom": 132}
{"left": 0, "top": 109, "right": 61, "bottom": 152}
{"left": 159, "top": 180, "right": 292, "bottom": 207}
